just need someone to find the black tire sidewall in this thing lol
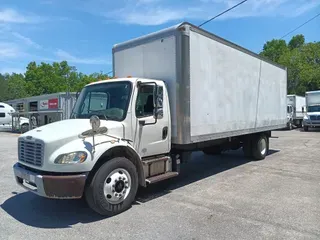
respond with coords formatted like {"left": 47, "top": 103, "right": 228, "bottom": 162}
{"left": 252, "top": 135, "right": 268, "bottom": 160}
{"left": 89, "top": 157, "right": 138, "bottom": 216}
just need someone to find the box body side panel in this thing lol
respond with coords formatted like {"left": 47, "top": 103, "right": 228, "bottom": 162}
{"left": 189, "top": 28, "right": 287, "bottom": 142}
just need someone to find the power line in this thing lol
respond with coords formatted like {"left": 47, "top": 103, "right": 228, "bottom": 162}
{"left": 198, "top": 0, "right": 248, "bottom": 28}
{"left": 259, "top": 11, "right": 320, "bottom": 53}
{"left": 280, "top": 12, "right": 320, "bottom": 39}
{"left": 105, "top": 1, "right": 249, "bottom": 74}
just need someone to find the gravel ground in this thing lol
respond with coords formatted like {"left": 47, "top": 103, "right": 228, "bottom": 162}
{"left": 0, "top": 129, "right": 319, "bottom": 240}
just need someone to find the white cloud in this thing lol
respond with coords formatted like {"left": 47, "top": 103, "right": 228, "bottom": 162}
{"left": 94, "top": 0, "right": 320, "bottom": 26}
{"left": 0, "top": 67, "right": 25, "bottom": 74}
{"left": 0, "top": 8, "right": 42, "bottom": 24}
{"left": 55, "top": 49, "right": 109, "bottom": 65}
{"left": 11, "top": 32, "right": 42, "bottom": 49}
{"left": 0, "top": 42, "right": 21, "bottom": 58}
{"left": 111, "top": 7, "right": 188, "bottom": 25}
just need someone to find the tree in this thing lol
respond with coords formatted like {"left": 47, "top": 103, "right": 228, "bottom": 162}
{"left": 260, "top": 34, "right": 320, "bottom": 96}
{"left": 6, "top": 73, "right": 28, "bottom": 100}
{"left": 288, "top": 34, "right": 305, "bottom": 50}
{"left": 260, "top": 39, "right": 289, "bottom": 62}
{"left": 0, "top": 74, "right": 9, "bottom": 101}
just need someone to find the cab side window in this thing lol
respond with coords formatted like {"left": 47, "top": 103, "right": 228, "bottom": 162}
{"left": 136, "top": 85, "right": 155, "bottom": 118}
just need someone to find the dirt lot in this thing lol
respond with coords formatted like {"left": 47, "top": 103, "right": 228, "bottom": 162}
{"left": 0, "top": 129, "right": 319, "bottom": 240}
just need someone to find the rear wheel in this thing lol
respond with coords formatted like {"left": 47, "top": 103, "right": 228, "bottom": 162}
{"left": 85, "top": 157, "right": 138, "bottom": 216}
{"left": 251, "top": 134, "right": 269, "bottom": 160}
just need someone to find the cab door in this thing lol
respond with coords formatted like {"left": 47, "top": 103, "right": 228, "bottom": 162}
{"left": 132, "top": 81, "right": 170, "bottom": 157}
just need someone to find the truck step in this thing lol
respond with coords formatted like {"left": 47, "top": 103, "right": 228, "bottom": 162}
{"left": 142, "top": 156, "right": 170, "bottom": 165}
{"left": 146, "top": 172, "right": 179, "bottom": 184}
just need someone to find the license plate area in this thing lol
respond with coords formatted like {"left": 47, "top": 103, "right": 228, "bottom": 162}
{"left": 16, "top": 171, "right": 37, "bottom": 191}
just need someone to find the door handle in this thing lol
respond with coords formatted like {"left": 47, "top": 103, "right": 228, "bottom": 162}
{"left": 162, "top": 127, "right": 168, "bottom": 139}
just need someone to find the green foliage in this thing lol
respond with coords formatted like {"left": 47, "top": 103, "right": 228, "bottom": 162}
{"left": 288, "top": 34, "right": 305, "bottom": 50}
{"left": 0, "top": 74, "right": 9, "bottom": 101}
{"left": 260, "top": 35, "right": 320, "bottom": 96}
{"left": 260, "top": 39, "right": 289, "bottom": 62}
{"left": 0, "top": 61, "right": 111, "bottom": 101}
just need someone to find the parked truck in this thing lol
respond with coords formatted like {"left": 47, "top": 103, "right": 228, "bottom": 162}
{"left": 286, "top": 94, "right": 306, "bottom": 129}
{"left": 0, "top": 102, "right": 29, "bottom": 132}
{"left": 13, "top": 22, "right": 287, "bottom": 216}
{"left": 303, "top": 90, "right": 320, "bottom": 131}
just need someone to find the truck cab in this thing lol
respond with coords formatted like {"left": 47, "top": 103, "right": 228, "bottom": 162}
{"left": 303, "top": 105, "right": 320, "bottom": 131}
{"left": 303, "top": 90, "right": 320, "bottom": 131}
{"left": 13, "top": 77, "right": 175, "bottom": 216}
{"left": 0, "top": 102, "right": 29, "bottom": 132}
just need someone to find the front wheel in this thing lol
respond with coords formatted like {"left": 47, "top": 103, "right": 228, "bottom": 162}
{"left": 21, "top": 123, "right": 29, "bottom": 133}
{"left": 85, "top": 157, "right": 138, "bottom": 216}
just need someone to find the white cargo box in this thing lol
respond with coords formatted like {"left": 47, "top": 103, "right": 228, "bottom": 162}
{"left": 113, "top": 22, "right": 287, "bottom": 145}
{"left": 306, "top": 90, "right": 320, "bottom": 106}
{"left": 287, "top": 95, "right": 306, "bottom": 119}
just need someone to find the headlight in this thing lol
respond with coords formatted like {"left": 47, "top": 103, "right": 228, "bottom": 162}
{"left": 303, "top": 115, "right": 309, "bottom": 120}
{"left": 54, "top": 151, "right": 87, "bottom": 164}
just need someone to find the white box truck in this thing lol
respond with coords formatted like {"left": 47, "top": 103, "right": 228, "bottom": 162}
{"left": 12, "top": 22, "right": 287, "bottom": 216}
{"left": 303, "top": 90, "right": 320, "bottom": 131}
{"left": 0, "top": 102, "right": 29, "bottom": 132}
{"left": 286, "top": 94, "right": 306, "bottom": 129}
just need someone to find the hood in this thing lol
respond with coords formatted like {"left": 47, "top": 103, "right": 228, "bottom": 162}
{"left": 20, "top": 118, "right": 124, "bottom": 144}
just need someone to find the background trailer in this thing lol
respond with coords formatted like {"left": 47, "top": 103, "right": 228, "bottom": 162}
{"left": 5, "top": 92, "right": 77, "bottom": 132}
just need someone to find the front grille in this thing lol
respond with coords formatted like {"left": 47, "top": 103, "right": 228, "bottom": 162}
{"left": 310, "top": 115, "right": 320, "bottom": 121}
{"left": 18, "top": 138, "right": 44, "bottom": 167}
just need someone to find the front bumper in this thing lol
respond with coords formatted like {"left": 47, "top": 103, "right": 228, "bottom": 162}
{"left": 13, "top": 163, "right": 88, "bottom": 199}
{"left": 303, "top": 121, "right": 320, "bottom": 127}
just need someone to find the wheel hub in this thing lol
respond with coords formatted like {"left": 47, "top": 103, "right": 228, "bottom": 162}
{"left": 115, "top": 180, "right": 125, "bottom": 193}
{"left": 103, "top": 168, "right": 131, "bottom": 204}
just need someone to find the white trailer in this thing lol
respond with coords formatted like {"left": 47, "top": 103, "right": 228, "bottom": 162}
{"left": 0, "top": 102, "right": 29, "bottom": 131}
{"left": 286, "top": 94, "right": 306, "bottom": 128}
{"left": 12, "top": 22, "right": 287, "bottom": 216}
{"left": 303, "top": 90, "right": 320, "bottom": 131}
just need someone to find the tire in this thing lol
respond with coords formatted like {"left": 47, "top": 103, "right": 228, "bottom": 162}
{"left": 85, "top": 157, "right": 138, "bottom": 216}
{"left": 289, "top": 122, "right": 293, "bottom": 130}
{"left": 304, "top": 126, "right": 308, "bottom": 132}
{"left": 21, "top": 123, "right": 29, "bottom": 133}
{"left": 251, "top": 134, "right": 269, "bottom": 160}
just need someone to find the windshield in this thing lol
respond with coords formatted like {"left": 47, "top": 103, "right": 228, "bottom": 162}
{"left": 307, "top": 105, "right": 320, "bottom": 113}
{"left": 71, "top": 81, "right": 132, "bottom": 121}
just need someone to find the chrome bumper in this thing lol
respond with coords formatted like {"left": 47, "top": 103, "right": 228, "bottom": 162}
{"left": 13, "top": 163, "right": 88, "bottom": 199}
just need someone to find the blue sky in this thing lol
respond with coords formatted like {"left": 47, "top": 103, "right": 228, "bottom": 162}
{"left": 0, "top": 0, "right": 319, "bottom": 75}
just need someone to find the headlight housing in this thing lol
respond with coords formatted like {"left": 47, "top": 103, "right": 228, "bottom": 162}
{"left": 54, "top": 151, "right": 87, "bottom": 164}
{"left": 303, "top": 115, "right": 309, "bottom": 120}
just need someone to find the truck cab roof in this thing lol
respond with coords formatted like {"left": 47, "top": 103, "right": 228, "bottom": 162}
{"left": 85, "top": 77, "right": 164, "bottom": 87}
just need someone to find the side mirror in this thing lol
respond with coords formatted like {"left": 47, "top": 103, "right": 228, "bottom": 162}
{"left": 76, "top": 91, "right": 80, "bottom": 100}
